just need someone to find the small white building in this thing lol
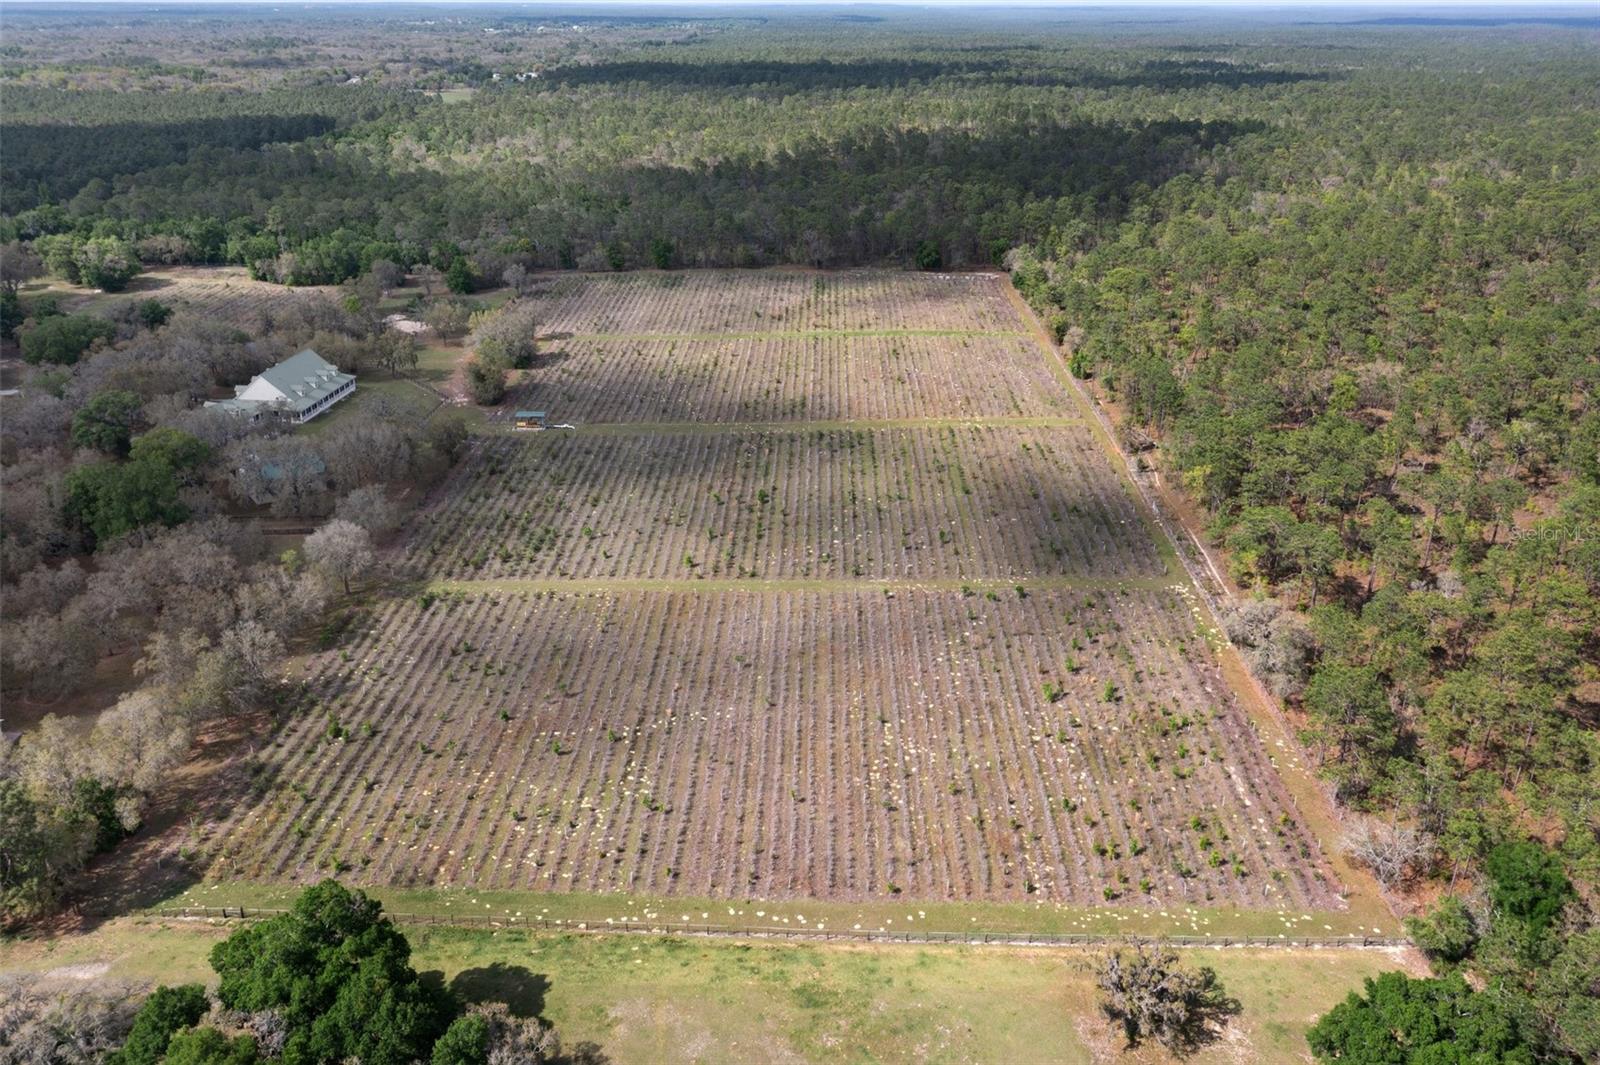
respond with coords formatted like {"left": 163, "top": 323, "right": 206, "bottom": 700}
{"left": 206, "top": 349, "right": 355, "bottom": 424}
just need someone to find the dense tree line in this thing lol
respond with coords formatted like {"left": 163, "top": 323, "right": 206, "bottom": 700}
{"left": 1009, "top": 45, "right": 1599, "bottom": 879}
{"left": 994, "top": 27, "right": 1599, "bottom": 1063}
{"left": 6, "top": 30, "right": 1506, "bottom": 280}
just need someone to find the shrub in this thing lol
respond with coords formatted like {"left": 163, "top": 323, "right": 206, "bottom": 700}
{"left": 464, "top": 357, "right": 507, "bottom": 405}
{"left": 107, "top": 984, "right": 210, "bottom": 1065}
{"left": 445, "top": 257, "right": 475, "bottom": 294}
{"left": 137, "top": 298, "right": 173, "bottom": 329}
{"left": 161, "top": 1027, "right": 262, "bottom": 1064}
{"left": 1404, "top": 895, "right": 1479, "bottom": 965}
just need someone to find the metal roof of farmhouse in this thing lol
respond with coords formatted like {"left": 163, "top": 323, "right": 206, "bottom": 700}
{"left": 246, "top": 349, "right": 354, "bottom": 413}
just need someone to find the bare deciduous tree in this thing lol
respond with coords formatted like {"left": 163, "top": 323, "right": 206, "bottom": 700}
{"left": 1342, "top": 817, "right": 1434, "bottom": 888}
{"left": 334, "top": 484, "right": 404, "bottom": 538}
{"left": 469, "top": 299, "right": 540, "bottom": 368}
{"left": 422, "top": 298, "right": 472, "bottom": 339}
{"left": 136, "top": 628, "right": 213, "bottom": 696}
{"left": 457, "top": 1002, "right": 568, "bottom": 1065}
{"left": 0, "top": 241, "right": 45, "bottom": 296}
{"left": 1, "top": 611, "right": 103, "bottom": 701}
{"left": 502, "top": 263, "right": 534, "bottom": 296}
{"left": 217, "top": 619, "right": 288, "bottom": 708}
{"left": 368, "top": 258, "right": 407, "bottom": 293}
{"left": 304, "top": 519, "right": 375, "bottom": 594}
{"left": 0, "top": 975, "right": 145, "bottom": 1064}
{"left": 226, "top": 436, "right": 331, "bottom": 517}
{"left": 88, "top": 690, "right": 192, "bottom": 810}
{"left": 1223, "top": 599, "right": 1314, "bottom": 698}
{"left": 233, "top": 564, "right": 329, "bottom": 638}
{"left": 11, "top": 715, "right": 87, "bottom": 810}
{"left": 322, "top": 420, "right": 414, "bottom": 491}
{"left": 8, "top": 560, "right": 88, "bottom": 616}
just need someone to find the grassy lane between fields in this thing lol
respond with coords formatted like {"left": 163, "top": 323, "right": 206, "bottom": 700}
{"left": 156, "top": 881, "right": 1395, "bottom": 941}
{"left": 0, "top": 916, "right": 1421, "bottom": 1065}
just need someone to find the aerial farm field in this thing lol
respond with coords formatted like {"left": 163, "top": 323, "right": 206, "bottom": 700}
{"left": 208, "top": 271, "right": 1350, "bottom": 924}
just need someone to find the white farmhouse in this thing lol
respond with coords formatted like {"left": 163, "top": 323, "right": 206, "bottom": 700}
{"left": 207, "top": 349, "right": 355, "bottom": 424}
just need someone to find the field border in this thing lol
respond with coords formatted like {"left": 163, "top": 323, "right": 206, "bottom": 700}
{"left": 150, "top": 904, "right": 1405, "bottom": 950}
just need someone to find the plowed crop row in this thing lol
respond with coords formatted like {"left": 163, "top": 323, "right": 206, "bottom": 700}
{"left": 509, "top": 332, "right": 1068, "bottom": 424}
{"left": 521, "top": 270, "right": 1020, "bottom": 336}
{"left": 407, "top": 426, "right": 1167, "bottom": 581}
{"left": 213, "top": 586, "right": 1340, "bottom": 909}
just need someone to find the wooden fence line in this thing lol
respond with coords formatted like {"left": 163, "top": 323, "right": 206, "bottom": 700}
{"left": 150, "top": 906, "right": 1405, "bottom": 950}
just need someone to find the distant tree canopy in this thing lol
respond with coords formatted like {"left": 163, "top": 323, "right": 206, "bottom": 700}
{"left": 0, "top": 15, "right": 1596, "bottom": 1062}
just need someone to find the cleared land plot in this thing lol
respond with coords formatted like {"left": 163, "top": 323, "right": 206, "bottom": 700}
{"left": 513, "top": 332, "right": 1069, "bottom": 424}
{"left": 407, "top": 426, "right": 1167, "bottom": 582}
{"left": 519, "top": 270, "right": 1021, "bottom": 336}
{"left": 50, "top": 266, "right": 338, "bottom": 329}
{"left": 214, "top": 586, "right": 1339, "bottom": 911}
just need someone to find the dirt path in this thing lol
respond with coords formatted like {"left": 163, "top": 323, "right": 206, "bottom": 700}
{"left": 999, "top": 279, "right": 1395, "bottom": 928}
